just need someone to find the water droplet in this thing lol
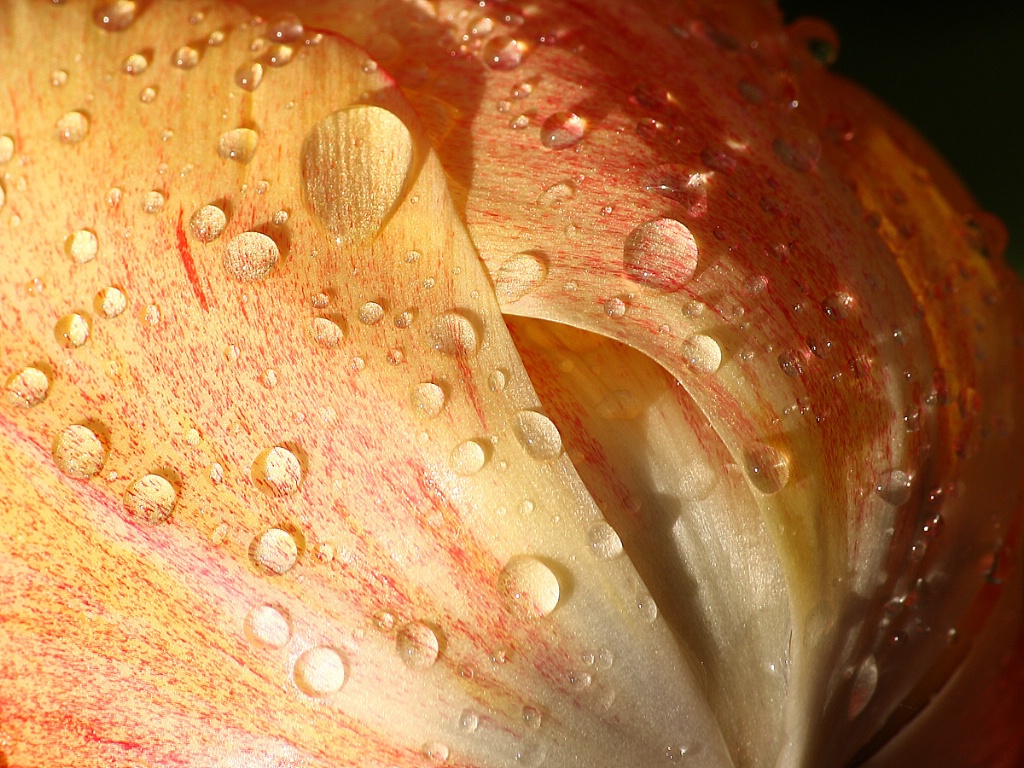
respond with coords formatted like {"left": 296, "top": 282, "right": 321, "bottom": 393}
{"left": 52, "top": 424, "right": 106, "bottom": 479}
{"left": 55, "top": 111, "right": 89, "bottom": 144}
{"left": 144, "top": 304, "right": 161, "bottom": 325}
{"left": 394, "top": 310, "right": 414, "bottom": 328}
{"left": 451, "top": 440, "right": 487, "bottom": 476}
{"left": 235, "top": 61, "right": 263, "bottom": 91}
{"left": 875, "top": 469, "right": 912, "bottom": 506}
{"left": 787, "top": 17, "right": 840, "bottom": 66}
{"left": 458, "top": 709, "right": 479, "bottom": 733}
{"left": 587, "top": 522, "right": 623, "bottom": 559}
{"left": 172, "top": 45, "right": 200, "bottom": 69}
{"left": 744, "top": 443, "right": 790, "bottom": 494}
{"left": 488, "top": 370, "right": 507, "bottom": 392}
{"left": 495, "top": 252, "right": 548, "bottom": 302}
{"left": 411, "top": 382, "right": 445, "bottom": 418}
{"left": 772, "top": 130, "right": 822, "bottom": 173}
{"left": 301, "top": 106, "right": 413, "bottom": 244}
{"left": 5, "top": 366, "right": 49, "bottom": 407}
{"left": 603, "top": 297, "right": 627, "bottom": 318}
{"left": 373, "top": 610, "right": 395, "bottom": 631}
{"left": 483, "top": 35, "right": 523, "bottom": 70}
{"left": 269, "top": 13, "right": 304, "bottom": 42}
{"left": 847, "top": 655, "right": 878, "bottom": 719}
{"left": 778, "top": 350, "right": 804, "bottom": 378}
{"left": 244, "top": 604, "right": 291, "bottom": 648}
{"left": 224, "top": 231, "right": 279, "bottom": 282}
{"left": 188, "top": 204, "right": 227, "bottom": 243}
{"left": 63, "top": 229, "right": 99, "bottom": 264}
{"left": 310, "top": 316, "right": 344, "bottom": 347}
{"left": 427, "top": 312, "right": 478, "bottom": 356}
{"left": 358, "top": 301, "right": 384, "bottom": 325}
{"left": 682, "top": 334, "right": 722, "bottom": 374}
{"left": 261, "top": 369, "right": 279, "bottom": 389}
{"left": 0, "top": 134, "right": 14, "bottom": 163}
{"left": 252, "top": 446, "right": 302, "bottom": 496}
{"left": 92, "top": 0, "right": 137, "bottom": 31}
{"left": 294, "top": 646, "right": 346, "bottom": 696}
{"left": 252, "top": 528, "right": 299, "bottom": 574}
{"left": 499, "top": 556, "right": 560, "bottom": 619}
{"left": 822, "top": 291, "right": 854, "bottom": 320}
{"left": 422, "top": 742, "right": 449, "bottom": 765}
{"left": 512, "top": 411, "right": 562, "bottom": 460}
{"left": 120, "top": 52, "right": 148, "bottom": 75}
{"left": 54, "top": 313, "right": 90, "bottom": 348}
{"left": 51, "top": 69, "right": 68, "bottom": 87}
{"left": 396, "top": 622, "right": 441, "bottom": 669}
{"left": 139, "top": 86, "right": 157, "bottom": 103}
{"left": 624, "top": 218, "right": 698, "bottom": 291}
{"left": 267, "top": 44, "right": 294, "bottom": 67}
{"left": 143, "top": 190, "right": 165, "bottom": 213}
{"left": 540, "top": 112, "right": 585, "bottom": 149}
{"left": 94, "top": 286, "right": 127, "bottom": 319}
{"left": 123, "top": 473, "right": 176, "bottom": 524}
{"left": 637, "top": 591, "right": 658, "bottom": 622}
{"left": 217, "top": 127, "right": 258, "bottom": 164}
{"left": 645, "top": 166, "right": 709, "bottom": 218}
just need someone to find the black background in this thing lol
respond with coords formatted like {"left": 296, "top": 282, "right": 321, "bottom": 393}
{"left": 780, "top": 1, "right": 1024, "bottom": 274}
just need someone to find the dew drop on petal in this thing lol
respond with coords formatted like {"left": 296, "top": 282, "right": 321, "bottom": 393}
{"left": 172, "top": 46, "right": 200, "bottom": 69}
{"left": 587, "top": 521, "right": 623, "bottom": 559}
{"left": 682, "top": 334, "right": 722, "bottom": 374}
{"left": 396, "top": 622, "right": 441, "bottom": 669}
{"left": 847, "top": 655, "right": 878, "bottom": 719}
{"left": 411, "top": 382, "right": 445, "bottom": 418}
{"left": 358, "top": 301, "right": 385, "bottom": 325}
{"left": 217, "top": 128, "right": 258, "bottom": 164}
{"left": 483, "top": 35, "right": 523, "bottom": 70}
{"left": 5, "top": 366, "right": 49, "bottom": 407}
{"left": 225, "top": 231, "right": 279, "bottom": 282}
{"left": 189, "top": 204, "right": 227, "bottom": 242}
{"left": 422, "top": 742, "right": 449, "bottom": 765}
{"left": 234, "top": 61, "right": 264, "bottom": 91}
{"left": 143, "top": 190, "right": 165, "bottom": 213}
{"left": 310, "top": 316, "right": 344, "bottom": 347}
{"left": 244, "top": 604, "right": 291, "bottom": 648}
{"left": 427, "top": 312, "right": 478, "bottom": 356}
{"left": 55, "top": 111, "right": 89, "bottom": 144}
{"left": 499, "top": 556, "right": 560, "bottom": 619}
{"left": 294, "top": 646, "right": 346, "bottom": 696}
{"left": 495, "top": 251, "right": 548, "bottom": 302}
{"left": 269, "top": 13, "right": 304, "bottom": 42}
{"left": 252, "top": 528, "right": 299, "bottom": 574}
{"left": 875, "top": 469, "right": 912, "bottom": 506}
{"left": 121, "top": 52, "right": 148, "bottom": 75}
{"left": 513, "top": 410, "right": 562, "bottom": 460}
{"left": 65, "top": 229, "right": 98, "bottom": 263}
{"left": 450, "top": 440, "right": 487, "bottom": 476}
{"left": 540, "top": 112, "right": 585, "bottom": 149}
{"left": 54, "top": 313, "right": 90, "bottom": 348}
{"left": 52, "top": 424, "right": 106, "bottom": 479}
{"left": 94, "top": 287, "right": 127, "bottom": 319}
{"left": 0, "top": 135, "right": 14, "bottom": 164}
{"left": 251, "top": 446, "right": 302, "bottom": 496}
{"left": 744, "top": 443, "right": 790, "bottom": 494}
{"left": 458, "top": 710, "right": 479, "bottom": 733}
{"left": 604, "top": 297, "right": 627, "bottom": 318}
{"left": 624, "top": 218, "right": 698, "bottom": 291}
{"left": 301, "top": 106, "right": 414, "bottom": 244}
{"left": 123, "top": 473, "right": 176, "bottom": 524}
{"left": 92, "top": 0, "right": 137, "bottom": 31}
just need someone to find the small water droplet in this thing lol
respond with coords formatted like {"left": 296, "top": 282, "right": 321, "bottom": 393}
{"left": 120, "top": 52, "right": 148, "bottom": 75}
{"left": 310, "top": 316, "right": 344, "bottom": 347}
{"left": 587, "top": 522, "right": 623, "bottom": 559}
{"left": 411, "top": 382, "right": 445, "bottom": 418}
{"left": 624, "top": 218, "right": 698, "bottom": 291}
{"left": 50, "top": 69, "right": 68, "bottom": 87}
{"left": 217, "top": 127, "right": 258, "bottom": 164}
{"left": 540, "top": 112, "right": 585, "bottom": 149}
{"left": 92, "top": 0, "right": 137, "bottom": 31}
{"left": 65, "top": 229, "right": 98, "bottom": 264}
{"left": 261, "top": 369, "right": 279, "bottom": 389}
{"left": 744, "top": 443, "right": 790, "bottom": 494}
{"left": 0, "top": 134, "right": 14, "bottom": 164}
{"left": 427, "top": 312, "right": 478, "bottom": 356}
{"left": 512, "top": 410, "right": 562, "bottom": 460}
{"left": 252, "top": 446, "right": 302, "bottom": 496}
{"left": 123, "top": 473, "right": 176, "bottom": 523}
{"left": 495, "top": 252, "right": 548, "bottom": 302}
{"left": 54, "top": 313, "right": 90, "bottom": 348}
{"left": 458, "top": 710, "right": 479, "bottom": 733}
{"left": 244, "top": 604, "right": 291, "bottom": 648}
{"left": 451, "top": 440, "right": 487, "bottom": 476}
{"left": 4, "top": 366, "right": 50, "bottom": 407}
{"left": 139, "top": 86, "right": 157, "bottom": 103}
{"left": 143, "top": 190, "right": 165, "bottom": 213}
{"left": 358, "top": 301, "right": 385, "bottom": 325}
{"left": 875, "top": 469, "right": 912, "bottom": 506}
{"left": 778, "top": 350, "right": 805, "bottom": 378}
{"left": 422, "top": 742, "right": 449, "bottom": 765}
{"left": 252, "top": 527, "right": 300, "bottom": 574}
{"left": 603, "top": 296, "right": 627, "bottom": 318}
{"left": 483, "top": 34, "right": 523, "bottom": 69}
{"left": 172, "top": 45, "right": 200, "bottom": 69}
{"left": 189, "top": 204, "right": 227, "bottom": 242}
{"left": 55, "top": 111, "right": 89, "bottom": 144}
{"left": 847, "top": 655, "right": 878, "bottom": 719}
{"left": 267, "top": 44, "right": 294, "bottom": 67}
{"left": 681, "top": 334, "right": 722, "bottom": 374}
{"left": 294, "top": 646, "right": 346, "bottom": 696}
{"left": 396, "top": 622, "right": 441, "bottom": 669}
{"left": 235, "top": 61, "right": 264, "bottom": 91}
{"left": 225, "top": 231, "right": 279, "bottom": 282}
{"left": 269, "top": 13, "right": 304, "bottom": 42}
{"left": 52, "top": 424, "right": 106, "bottom": 478}
{"left": 499, "top": 556, "right": 560, "bottom": 619}
{"left": 93, "top": 286, "right": 127, "bottom": 319}
{"left": 637, "top": 592, "right": 658, "bottom": 623}
{"left": 821, "top": 291, "right": 854, "bottom": 320}
{"left": 488, "top": 370, "right": 507, "bottom": 392}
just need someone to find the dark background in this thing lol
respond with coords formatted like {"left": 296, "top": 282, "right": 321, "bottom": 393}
{"left": 780, "top": 1, "right": 1024, "bottom": 274}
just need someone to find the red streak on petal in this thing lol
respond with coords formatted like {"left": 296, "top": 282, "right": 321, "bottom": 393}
{"left": 175, "top": 210, "right": 209, "bottom": 312}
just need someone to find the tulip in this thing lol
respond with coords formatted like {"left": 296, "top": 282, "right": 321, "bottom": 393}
{"left": 1, "top": 1, "right": 1022, "bottom": 767}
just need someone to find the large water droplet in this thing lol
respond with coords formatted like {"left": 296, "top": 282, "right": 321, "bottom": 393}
{"left": 54, "top": 313, "right": 90, "bottom": 348}
{"left": 483, "top": 35, "right": 523, "bottom": 70}
{"left": 624, "top": 218, "right": 698, "bottom": 291}
{"left": 396, "top": 622, "right": 441, "bottom": 669}
{"left": 587, "top": 522, "right": 623, "bottom": 560}
{"left": 682, "top": 334, "right": 722, "bottom": 374}
{"left": 217, "top": 128, "right": 258, "bottom": 164}
{"left": 252, "top": 446, "right": 302, "bottom": 496}
{"left": 540, "top": 112, "right": 585, "bottom": 149}
{"left": 451, "top": 440, "right": 487, "bottom": 476}
{"left": 65, "top": 229, "right": 98, "bottom": 263}
{"left": 294, "top": 646, "right": 346, "bottom": 696}
{"left": 55, "top": 111, "right": 90, "bottom": 144}
{"left": 52, "top": 424, "right": 106, "bottom": 479}
{"left": 92, "top": 0, "right": 137, "bottom": 31}
{"left": 512, "top": 410, "right": 562, "bottom": 460}
{"left": 123, "top": 473, "right": 176, "bottom": 524}
{"left": 252, "top": 528, "right": 299, "bottom": 574}
{"left": 411, "top": 382, "right": 445, "bottom": 418}
{"left": 847, "top": 655, "right": 878, "bottom": 719}
{"left": 5, "top": 366, "right": 50, "bottom": 407}
{"left": 875, "top": 469, "right": 912, "bottom": 506}
{"left": 499, "top": 557, "right": 560, "bottom": 619}
{"left": 245, "top": 604, "right": 291, "bottom": 648}
{"left": 225, "top": 231, "right": 279, "bottom": 282}
{"left": 744, "top": 443, "right": 790, "bottom": 494}
{"left": 427, "top": 312, "right": 478, "bottom": 356}
{"left": 189, "top": 204, "right": 227, "bottom": 242}
{"left": 301, "top": 106, "right": 414, "bottom": 244}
